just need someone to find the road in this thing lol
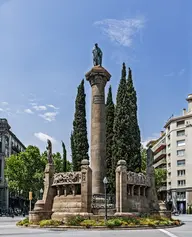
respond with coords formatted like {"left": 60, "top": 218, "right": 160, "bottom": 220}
{"left": 0, "top": 215, "right": 192, "bottom": 237}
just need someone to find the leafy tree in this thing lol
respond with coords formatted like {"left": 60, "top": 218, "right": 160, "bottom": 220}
{"left": 126, "top": 67, "right": 141, "bottom": 171}
{"left": 106, "top": 85, "right": 115, "bottom": 193}
{"left": 155, "top": 168, "right": 167, "bottom": 191}
{"left": 72, "top": 79, "right": 89, "bottom": 171}
{"left": 5, "top": 146, "right": 46, "bottom": 200}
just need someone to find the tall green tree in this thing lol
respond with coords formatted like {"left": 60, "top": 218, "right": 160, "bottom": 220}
{"left": 5, "top": 146, "right": 46, "bottom": 200}
{"left": 112, "top": 63, "right": 129, "bottom": 184}
{"left": 126, "top": 67, "right": 141, "bottom": 171}
{"left": 106, "top": 85, "right": 115, "bottom": 193}
{"left": 61, "top": 141, "right": 67, "bottom": 172}
{"left": 72, "top": 79, "right": 89, "bottom": 171}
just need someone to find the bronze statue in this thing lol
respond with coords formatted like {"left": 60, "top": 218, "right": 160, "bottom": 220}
{"left": 92, "top": 43, "right": 103, "bottom": 66}
{"left": 46, "top": 139, "right": 53, "bottom": 164}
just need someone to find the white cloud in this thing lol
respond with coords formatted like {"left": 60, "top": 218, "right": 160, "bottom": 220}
{"left": 24, "top": 108, "right": 34, "bottom": 114}
{"left": 33, "top": 105, "right": 47, "bottom": 111}
{"left": 141, "top": 133, "right": 160, "bottom": 148}
{"left": 1, "top": 101, "right": 8, "bottom": 106}
{"left": 47, "top": 104, "right": 59, "bottom": 110}
{"left": 34, "top": 132, "right": 56, "bottom": 144}
{"left": 39, "top": 112, "right": 58, "bottom": 122}
{"left": 94, "top": 17, "right": 145, "bottom": 47}
{"left": 0, "top": 108, "right": 4, "bottom": 112}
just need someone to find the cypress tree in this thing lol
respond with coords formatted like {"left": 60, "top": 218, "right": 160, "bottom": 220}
{"left": 72, "top": 79, "right": 89, "bottom": 171}
{"left": 112, "top": 63, "right": 128, "bottom": 180}
{"left": 70, "top": 132, "right": 76, "bottom": 171}
{"left": 126, "top": 67, "right": 141, "bottom": 171}
{"left": 61, "top": 141, "right": 67, "bottom": 172}
{"left": 106, "top": 85, "right": 115, "bottom": 193}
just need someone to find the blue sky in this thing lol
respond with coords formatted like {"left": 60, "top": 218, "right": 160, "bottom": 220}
{"left": 0, "top": 0, "right": 191, "bottom": 159}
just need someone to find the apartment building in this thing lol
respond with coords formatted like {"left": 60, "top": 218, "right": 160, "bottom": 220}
{"left": 0, "top": 118, "right": 25, "bottom": 210}
{"left": 147, "top": 132, "right": 167, "bottom": 201}
{"left": 149, "top": 94, "right": 192, "bottom": 213}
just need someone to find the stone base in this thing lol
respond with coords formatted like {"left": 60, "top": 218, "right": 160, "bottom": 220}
{"left": 29, "top": 210, "right": 53, "bottom": 223}
{"left": 151, "top": 211, "right": 171, "bottom": 219}
{"left": 92, "top": 208, "right": 116, "bottom": 216}
{"left": 51, "top": 212, "right": 93, "bottom": 222}
{"left": 114, "top": 212, "right": 140, "bottom": 217}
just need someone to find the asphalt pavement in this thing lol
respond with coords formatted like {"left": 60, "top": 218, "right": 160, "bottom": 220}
{"left": 0, "top": 215, "right": 192, "bottom": 237}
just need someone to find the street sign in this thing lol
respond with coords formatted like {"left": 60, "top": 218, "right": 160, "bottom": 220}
{"left": 29, "top": 191, "right": 32, "bottom": 200}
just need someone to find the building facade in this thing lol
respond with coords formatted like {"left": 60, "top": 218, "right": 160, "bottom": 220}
{"left": 147, "top": 132, "right": 167, "bottom": 201}
{"left": 150, "top": 94, "right": 192, "bottom": 213}
{"left": 0, "top": 118, "right": 25, "bottom": 210}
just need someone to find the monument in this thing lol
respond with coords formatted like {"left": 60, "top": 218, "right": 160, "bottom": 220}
{"left": 29, "top": 44, "right": 166, "bottom": 223}
{"left": 85, "top": 43, "right": 111, "bottom": 194}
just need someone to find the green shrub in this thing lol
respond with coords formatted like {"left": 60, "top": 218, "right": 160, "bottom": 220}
{"left": 80, "top": 220, "right": 97, "bottom": 228}
{"left": 39, "top": 219, "right": 62, "bottom": 227}
{"left": 16, "top": 218, "right": 29, "bottom": 226}
{"left": 106, "top": 219, "right": 122, "bottom": 228}
{"left": 187, "top": 205, "right": 192, "bottom": 214}
{"left": 122, "top": 217, "right": 140, "bottom": 225}
{"left": 66, "top": 216, "right": 85, "bottom": 226}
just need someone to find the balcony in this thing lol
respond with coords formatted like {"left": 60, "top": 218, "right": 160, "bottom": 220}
{"left": 154, "top": 149, "right": 166, "bottom": 163}
{"left": 11, "top": 145, "right": 20, "bottom": 153}
{"left": 154, "top": 158, "right": 166, "bottom": 169}
{"left": 153, "top": 140, "right": 166, "bottom": 154}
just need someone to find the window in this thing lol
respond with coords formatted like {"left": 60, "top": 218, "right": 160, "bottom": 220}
{"left": 177, "top": 170, "right": 185, "bottom": 176}
{"left": 168, "top": 162, "right": 171, "bottom": 167}
{"left": 177, "top": 149, "right": 185, "bottom": 156}
{"left": 178, "top": 180, "right": 186, "bottom": 186}
{"left": 168, "top": 172, "right": 171, "bottom": 177}
{"left": 177, "top": 192, "right": 186, "bottom": 199}
{"left": 167, "top": 126, "right": 170, "bottom": 132}
{"left": 5, "top": 148, "right": 9, "bottom": 157}
{"left": 168, "top": 182, "right": 171, "bottom": 186}
{"left": 177, "top": 160, "right": 185, "bottom": 166}
{"left": 4, "top": 136, "right": 9, "bottom": 146}
{"left": 168, "top": 135, "right": 170, "bottom": 140}
{"left": 177, "top": 130, "right": 185, "bottom": 137}
{"left": 177, "top": 140, "right": 185, "bottom": 147}
{"left": 168, "top": 144, "right": 171, "bottom": 149}
{"left": 177, "top": 120, "right": 185, "bottom": 127}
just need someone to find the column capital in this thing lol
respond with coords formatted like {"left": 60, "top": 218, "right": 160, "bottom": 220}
{"left": 85, "top": 66, "right": 111, "bottom": 87}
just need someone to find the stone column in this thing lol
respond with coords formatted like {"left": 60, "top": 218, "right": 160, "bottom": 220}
{"left": 115, "top": 160, "right": 127, "bottom": 213}
{"left": 85, "top": 66, "right": 111, "bottom": 194}
{"left": 80, "top": 159, "right": 92, "bottom": 213}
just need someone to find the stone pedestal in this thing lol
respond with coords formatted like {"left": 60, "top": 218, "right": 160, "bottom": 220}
{"left": 29, "top": 164, "right": 55, "bottom": 223}
{"left": 85, "top": 66, "right": 111, "bottom": 195}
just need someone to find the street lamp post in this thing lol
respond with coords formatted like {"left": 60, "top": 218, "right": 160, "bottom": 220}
{"left": 103, "top": 177, "right": 108, "bottom": 222}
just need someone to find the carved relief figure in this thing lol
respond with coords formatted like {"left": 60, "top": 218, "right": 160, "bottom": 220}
{"left": 53, "top": 172, "right": 81, "bottom": 185}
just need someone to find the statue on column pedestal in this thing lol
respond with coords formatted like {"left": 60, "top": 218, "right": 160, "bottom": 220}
{"left": 92, "top": 43, "right": 103, "bottom": 66}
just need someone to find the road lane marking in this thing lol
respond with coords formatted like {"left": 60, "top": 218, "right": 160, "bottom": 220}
{"left": 159, "top": 229, "right": 178, "bottom": 237}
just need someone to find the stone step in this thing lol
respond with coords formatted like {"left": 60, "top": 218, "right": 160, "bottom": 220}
{"left": 92, "top": 208, "right": 116, "bottom": 216}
